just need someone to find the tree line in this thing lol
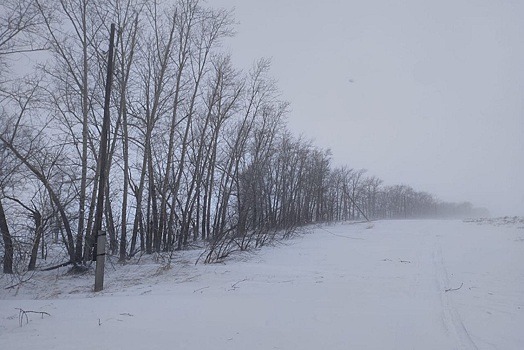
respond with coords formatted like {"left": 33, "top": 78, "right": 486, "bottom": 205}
{"left": 0, "top": 0, "right": 485, "bottom": 274}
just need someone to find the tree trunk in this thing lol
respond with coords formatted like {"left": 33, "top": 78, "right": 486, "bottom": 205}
{"left": 0, "top": 198, "right": 14, "bottom": 274}
{"left": 28, "top": 210, "right": 43, "bottom": 271}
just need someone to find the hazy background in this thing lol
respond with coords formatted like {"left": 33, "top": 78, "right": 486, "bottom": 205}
{"left": 213, "top": 0, "right": 524, "bottom": 216}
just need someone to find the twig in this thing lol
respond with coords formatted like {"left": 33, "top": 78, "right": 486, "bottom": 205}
{"left": 16, "top": 308, "right": 50, "bottom": 327}
{"left": 106, "top": 254, "right": 117, "bottom": 271}
{"left": 229, "top": 278, "right": 248, "bottom": 291}
{"left": 193, "top": 286, "right": 210, "bottom": 293}
{"left": 445, "top": 282, "right": 464, "bottom": 293}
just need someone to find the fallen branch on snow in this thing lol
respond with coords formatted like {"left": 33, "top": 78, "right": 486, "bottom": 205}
{"left": 229, "top": 278, "right": 248, "bottom": 291}
{"left": 193, "top": 286, "right": 210, "bottom": 293}
{"left": 40, "top": 260, "right": 73, "bottom": 271}
{"left": 445, "top": 282, "right": 464, "bottom": 293}
{"left": 16, "top": 308, "right": 50, "bottom": 327}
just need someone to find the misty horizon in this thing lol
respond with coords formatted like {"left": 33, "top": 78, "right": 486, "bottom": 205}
{"left": 214, "top": 0, "right": 524, "bottom": 216}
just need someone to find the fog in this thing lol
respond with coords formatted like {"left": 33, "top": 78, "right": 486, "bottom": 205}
{"left": 213, "top": 0, "right": 524, "bottom": 216}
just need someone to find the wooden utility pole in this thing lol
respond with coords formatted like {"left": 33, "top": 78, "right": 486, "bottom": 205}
{"left": 94, "top": 23, "right": 116, "bottom": 292}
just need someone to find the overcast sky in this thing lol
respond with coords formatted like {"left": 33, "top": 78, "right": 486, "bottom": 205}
{"left": 212, "top": 0, "right": 524, "bottom": 216}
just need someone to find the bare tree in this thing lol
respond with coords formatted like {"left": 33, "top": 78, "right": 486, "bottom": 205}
{"left": 109, "top": 0, "right": 143, "bottom": 261}
{"left": 0, "top": 0, "right": 45, "bottom": 272}
{"left": 0, "top": 139, "right": 15, "bottom": 273}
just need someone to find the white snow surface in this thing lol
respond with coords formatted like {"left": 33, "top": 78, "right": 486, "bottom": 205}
{"left": 1, "top": 219, "right": 523, "bottom": 349}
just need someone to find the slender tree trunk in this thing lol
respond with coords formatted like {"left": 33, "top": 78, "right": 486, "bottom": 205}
{"left": 148, "top": 155, "right": 160, "bottom": 252}
{"left": 75, "top": 0, "right": 91, "bottom": 264}
{"left": 120, "top": 102, "right": 130, "bottom": 260}
{"left": 104, "top": 190, "right": 117, "bottom": 254}
{"left": 28, "top": 210, "right": 43, "bottom": 271}
{"left": 0, "top": 198, "right": 14, "bottom": 274}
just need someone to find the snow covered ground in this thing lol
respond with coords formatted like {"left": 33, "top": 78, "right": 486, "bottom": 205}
{"left": 1, "top": 219, "right": 523, "bottom": 349}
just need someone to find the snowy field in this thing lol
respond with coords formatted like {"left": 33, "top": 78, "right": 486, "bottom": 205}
{"left": 1, "top": 219, "right": 523, "bottom": 349}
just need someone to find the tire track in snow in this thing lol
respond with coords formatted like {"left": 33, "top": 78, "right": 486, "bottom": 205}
{"left": 432, "top": 243, "right": 478, "bottom": 350}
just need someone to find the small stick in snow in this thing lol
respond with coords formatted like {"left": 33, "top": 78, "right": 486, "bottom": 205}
{"left": 193, "top": 286, "right": 210, "bottom": 293}
{"left": 445, "top": 282, "right": 464, "bottom": 293}
{"left": 229, "top": 278, "right": 248, "bottom": 291}
{"left": 16, "top": 308, "right": 50, "bottom": 327}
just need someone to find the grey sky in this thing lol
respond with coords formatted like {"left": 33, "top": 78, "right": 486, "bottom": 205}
{"left": 213, "top": 0, "right": 524, "bottom": 216}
